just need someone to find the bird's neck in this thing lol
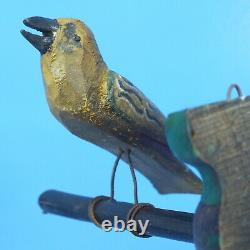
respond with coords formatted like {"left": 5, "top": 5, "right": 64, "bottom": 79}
{"left": 79, "top": 53, "right": 108, "bottom": 85}
{"left": 41, "top": 52, "right": 108, "bottom": 115}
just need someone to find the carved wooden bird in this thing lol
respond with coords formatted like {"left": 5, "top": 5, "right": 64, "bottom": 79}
{"left": 21, "top": 16, "right": 201, "bottom": 194}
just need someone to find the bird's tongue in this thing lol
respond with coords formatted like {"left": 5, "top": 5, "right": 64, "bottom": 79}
{"left": 21, "top": 16, "right": 59, "bottom": 54}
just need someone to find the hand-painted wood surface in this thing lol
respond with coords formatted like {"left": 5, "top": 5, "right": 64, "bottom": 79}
{"left": 166, "top": 97, "right": 250, "bottom": 250}
{"left": 21, "top": 16, "right": 202, "bottom": 195}
{"left": 39, "top": 190, "right": 194, "bottom": 242}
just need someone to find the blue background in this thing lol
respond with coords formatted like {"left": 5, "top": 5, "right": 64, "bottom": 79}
{"left": 1, "top": 1, "right": 250, "bottom": 249}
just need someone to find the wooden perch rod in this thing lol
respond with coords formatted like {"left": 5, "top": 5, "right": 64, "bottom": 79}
{"left": 39, "top": 190, "right": 194, "bottom": 243}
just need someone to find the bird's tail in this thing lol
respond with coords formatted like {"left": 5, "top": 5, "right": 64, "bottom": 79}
{"left": 125, "top": 133, "right": 202, "bottom": 194}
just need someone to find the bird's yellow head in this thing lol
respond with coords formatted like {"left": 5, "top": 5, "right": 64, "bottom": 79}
{"left": 21, "top": 16, "right": 105, "bottom": 65}
{"left": 21, "top": 16, "right": 107, "bottom": 106}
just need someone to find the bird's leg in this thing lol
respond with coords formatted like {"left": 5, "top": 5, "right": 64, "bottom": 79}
{"left": 110, "top": 150, "right": 124, "bottom": 200}
{"left": 88, "top": 150, "right": 124, "bottom": 228}
{"left": 110, "top": 149, "right": 139, "bottom": 204}
{"left": 127, "top": 150, "right": 139, "bottom": 204}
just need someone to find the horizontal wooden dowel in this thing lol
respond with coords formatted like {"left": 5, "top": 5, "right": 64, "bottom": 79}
{"left": 39, "top": 190, "right": 194, "bottom": 243}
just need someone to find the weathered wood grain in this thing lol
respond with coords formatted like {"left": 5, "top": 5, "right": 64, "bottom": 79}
{"left": 187, "top": 97, "right": 250, "bottom": 250}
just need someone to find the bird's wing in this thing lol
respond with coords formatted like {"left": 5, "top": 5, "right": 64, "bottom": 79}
{"left": 107, "top": 70, "right": 166, "bottom": 142}
{"left": 107, "top": 70, "right": 202, "bottom": 194}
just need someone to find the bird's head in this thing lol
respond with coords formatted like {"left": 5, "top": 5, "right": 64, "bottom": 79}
{"left": 21, "top": 16, "right": 105, "bottom": 64}
{"left": 21, "top": 16, "right": 107, "bottom": 105}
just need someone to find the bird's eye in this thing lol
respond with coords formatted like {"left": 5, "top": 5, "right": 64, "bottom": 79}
{"left": 74, "top": 34, "right": 81, "bottom": 42}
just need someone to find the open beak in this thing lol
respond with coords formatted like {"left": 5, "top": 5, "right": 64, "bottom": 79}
{"left": 21, "top": 16, "right": 59, "bottom": 54}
